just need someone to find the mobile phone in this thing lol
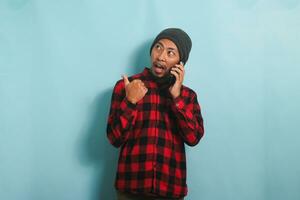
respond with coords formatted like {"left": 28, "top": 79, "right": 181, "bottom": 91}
{"left": 167, "top": 61, "right": 183, "bottom": 86}
{"left": 168, "top": 69, "right": 176, "bottom": 86}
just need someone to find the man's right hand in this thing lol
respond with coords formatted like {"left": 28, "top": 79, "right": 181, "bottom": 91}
{"left": 122, "top": 75, "right": 148, "bottom": 104}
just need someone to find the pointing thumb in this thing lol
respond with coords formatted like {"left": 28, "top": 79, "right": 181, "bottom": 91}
{"left": 122, "top": 75, "right": 130, "bottom": 86}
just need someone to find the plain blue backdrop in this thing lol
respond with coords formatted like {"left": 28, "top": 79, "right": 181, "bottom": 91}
{"left": 1, "top": 0, "right": 300, "bottom": 200}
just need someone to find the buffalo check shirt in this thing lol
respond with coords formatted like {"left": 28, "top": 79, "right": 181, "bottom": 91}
{"left": 106, "top": 67, "right": 204, "bottom": 198}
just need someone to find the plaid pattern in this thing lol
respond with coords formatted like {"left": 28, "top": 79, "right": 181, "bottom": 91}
{"left": 107, "top": 68, "right": 204, "bottom": 198}
{"left": 117, "top": 190, "right": 184, "bottom": 200}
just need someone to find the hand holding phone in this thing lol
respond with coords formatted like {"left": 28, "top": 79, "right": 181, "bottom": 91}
{"left": 168, "top": 61, "right": 184, "bottom": 86}
{"left": 168, "top": 61, "right": 185, "bottom": 99}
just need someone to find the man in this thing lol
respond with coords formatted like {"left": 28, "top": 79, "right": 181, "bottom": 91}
{"left": 106, "top": 28, "right": 204, "bottom": 200}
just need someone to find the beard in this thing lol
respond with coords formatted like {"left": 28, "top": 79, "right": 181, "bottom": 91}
{"left": 150, "top": 67, "right": 175, "bottom": 89}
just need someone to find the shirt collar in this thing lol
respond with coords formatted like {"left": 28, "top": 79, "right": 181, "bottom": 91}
{"left": 141, "top": 67, "right": 174, "bottom": 93}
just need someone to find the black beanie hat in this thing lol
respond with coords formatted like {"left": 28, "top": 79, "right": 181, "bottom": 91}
{"left": 150, "top": 28, "right": 192, "bottom": 64}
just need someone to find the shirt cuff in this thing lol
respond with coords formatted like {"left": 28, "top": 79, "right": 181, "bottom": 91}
{"left": 120, "top": 97, "right": 137, "bottom": 114}
{"left": 173, "top": 96, "right": 185, "bottom": 110}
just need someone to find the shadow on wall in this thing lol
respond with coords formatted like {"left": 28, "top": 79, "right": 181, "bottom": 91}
{"left": 77, "top": 40, "right": 153, "bottom": 200}
{"left": 3, "top": 0, "right": 30, "bottom": 10}
{"left": 128, "top": 39, "right": 152, "bottom": 75}
{"left": 78, "top": 88, "right": 119, "bottom": 200}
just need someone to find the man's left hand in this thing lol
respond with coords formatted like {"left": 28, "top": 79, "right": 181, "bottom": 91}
{"left": 169, "top": 61, "right": 185, "bottom": 99}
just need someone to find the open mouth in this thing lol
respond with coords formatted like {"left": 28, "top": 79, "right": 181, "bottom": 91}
{"left": 153, "top": 62, "right": 166, "bottom": 75}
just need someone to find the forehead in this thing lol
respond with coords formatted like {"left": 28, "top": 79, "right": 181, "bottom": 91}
{"left": 157, "top": 38, "right": 178, "bottom": 50}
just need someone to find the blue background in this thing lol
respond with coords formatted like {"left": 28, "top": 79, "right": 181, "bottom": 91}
{"left": 1, "top": 0, "right": 300, "bottom": 200}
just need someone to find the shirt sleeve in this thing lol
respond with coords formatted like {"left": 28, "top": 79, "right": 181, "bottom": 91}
{"left": 171, "top": 92, "right": 204, "bottom": 146}
{"left": 106, "top": 81, "right": 138, "bottom": 148}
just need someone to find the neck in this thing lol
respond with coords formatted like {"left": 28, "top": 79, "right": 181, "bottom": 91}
{"left": 149, "top": 68, "right": 174, "bottom": 89}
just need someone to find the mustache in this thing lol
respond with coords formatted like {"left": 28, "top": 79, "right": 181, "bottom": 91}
{"left": 153, "top": 61, "right": 166, "bottom": 69}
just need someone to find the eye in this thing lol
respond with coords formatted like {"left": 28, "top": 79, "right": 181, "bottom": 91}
{"left": 168, "top": 51, "right": 175, "bottom": 57}
{"left": 155, "top": 44, "right": 162, "bottom": 50}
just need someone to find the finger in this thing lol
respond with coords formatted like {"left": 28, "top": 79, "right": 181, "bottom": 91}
{"left": 174, "top": 61, "right": 184, "bottom": 66}
{"left": 140, "top": 84, "right": 147, "bottom": 91}
{"left": 138, "top": 85, "right": 147, "bottom": 94}
{"left": 122, "top": 75, "right": 130, "bottom": 86}
{"left": 140, "top": 82, "right": 146, "bottom": 88}
{"left": 170, "top": 70, "right": 180, "bottom": 81}
{"left": 172, "top": 66, "right": 184, "bottom": 80}
{"left": 131, "top": 80, "right": 142, "bottom": 87}
{"left": 172, "top": 67, "right": 184, "bottom": 82}
{"left": 171, "top": 67, "right": 183, "bottom": 77}
{"left": 174, "top": 64, "right": 184, "bottom": 72}
{"left": 143, "top": 87, "right": 148, "bottom": 94}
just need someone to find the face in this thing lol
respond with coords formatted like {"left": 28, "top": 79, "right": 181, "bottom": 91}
{"left": 150, "top": 38, "right": 180, "bottom": 77}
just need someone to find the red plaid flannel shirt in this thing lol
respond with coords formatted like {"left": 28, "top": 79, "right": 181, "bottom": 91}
{"left": 106, "top": 68, "right": 204, "bottom": 198}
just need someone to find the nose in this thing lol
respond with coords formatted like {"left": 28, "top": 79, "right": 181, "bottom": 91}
{"left": 158, "top": 50, "right": 167, "bottom": 61}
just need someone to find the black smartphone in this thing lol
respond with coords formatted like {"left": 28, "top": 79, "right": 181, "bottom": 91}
{"left": 168, "top": 69, "right": 176, "bottom": 86}
{"left": 167, "top": 61, "right": 183, "bottom": 86}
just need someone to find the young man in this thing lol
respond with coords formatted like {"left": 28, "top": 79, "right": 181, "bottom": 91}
{"left": 106, "top": 28, "right": 204, "bottom": 200}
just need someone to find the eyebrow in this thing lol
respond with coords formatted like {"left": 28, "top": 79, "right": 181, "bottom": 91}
{"left": 157, "top": 42, "right": 178, "bottom": 52}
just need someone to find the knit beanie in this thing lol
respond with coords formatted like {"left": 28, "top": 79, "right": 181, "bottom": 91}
{"left": 150, "top": 28, "right": 192, "bottom": 64}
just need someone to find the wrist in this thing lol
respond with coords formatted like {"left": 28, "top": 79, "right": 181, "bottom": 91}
{"left": 172, "top": 92, "right": 180, "bottom": 99}
{"left": 126, "top": 96, "right": 137, "bottom": 104}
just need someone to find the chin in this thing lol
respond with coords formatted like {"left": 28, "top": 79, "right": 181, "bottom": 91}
{"left": 155, "top": 72, "right": 165, "bottom": 77}
{"left": 151, "top": 66, "right": 166, "bottom": 78}
{"left": 151, "top": 70, "right": 164, "bottom": 77}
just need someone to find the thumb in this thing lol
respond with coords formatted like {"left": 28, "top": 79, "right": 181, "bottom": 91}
{"left": 122, "top": 74, "right": 130, "bottom": 86}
